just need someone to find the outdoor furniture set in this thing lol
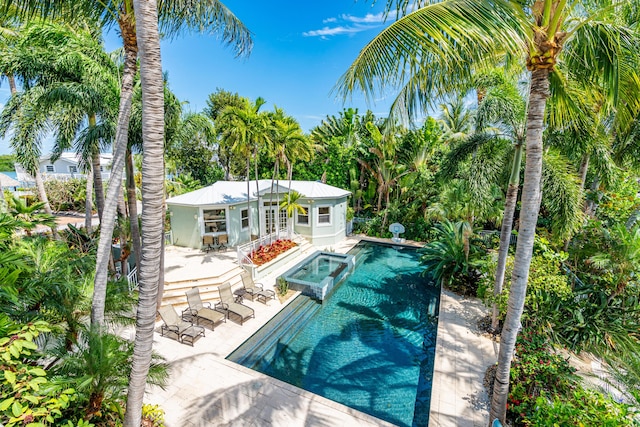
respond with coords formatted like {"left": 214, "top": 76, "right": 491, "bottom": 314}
{"left": 202, "top": 233, "right": 228, "bottom": 252}
{"left": 157, "top": 272, "right": 276, "bottom": 346}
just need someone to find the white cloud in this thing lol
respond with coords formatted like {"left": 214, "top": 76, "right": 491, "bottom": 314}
{"left": 340, "top": 12, "right": 386, "bottom": 24}
{"left": 303, "top": 25, "right": 371, "bottom": 38}
{"left": 304, "top": 12, "right": 387, "bottom": 38}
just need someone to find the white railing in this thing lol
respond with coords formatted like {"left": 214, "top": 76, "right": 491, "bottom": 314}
{"left": 127, "top": 267, "right": 138, "bottom": 292}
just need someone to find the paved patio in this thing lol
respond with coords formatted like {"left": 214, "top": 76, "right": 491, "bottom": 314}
{"left": 146, "top": 237, "right": 498, "bottom": 426}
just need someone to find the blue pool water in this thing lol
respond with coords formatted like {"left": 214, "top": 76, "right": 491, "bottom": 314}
{"left": 228, "top": 241, "right": 439, "bottom": 426}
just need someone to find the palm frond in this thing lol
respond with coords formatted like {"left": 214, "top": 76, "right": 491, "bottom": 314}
{"left": 336, "top": 0, "right": 528, "bottom": 106}
{"left": 541, "top": 149, "right": 584, "bottom": 241}
{"left": 157, "top": 0, "right": 252, "bottom": 56}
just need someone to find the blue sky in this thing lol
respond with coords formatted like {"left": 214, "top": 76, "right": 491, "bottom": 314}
{"left": 1, "top": 1, "right": 402, "bottom": 155}
{"left": 108, "top": 0, "right": 398, "bottom": 130}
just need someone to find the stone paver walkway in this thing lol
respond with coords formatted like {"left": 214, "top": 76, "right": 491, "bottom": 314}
{"left": 429, "top": 291, "right": 498, "bottom": 427}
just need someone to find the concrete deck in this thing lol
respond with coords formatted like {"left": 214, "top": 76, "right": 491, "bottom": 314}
{"left": 147, "top": 237, "right": 498, "bottom": 426}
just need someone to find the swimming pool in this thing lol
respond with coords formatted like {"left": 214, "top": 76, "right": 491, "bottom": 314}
{"left": 228, "top": 241, "right": 439, "bottom": 426}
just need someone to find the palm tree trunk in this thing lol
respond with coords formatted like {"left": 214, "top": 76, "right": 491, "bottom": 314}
{"left": 246, "top": 158, "right": 252, "bottom": 239}
{"left": 489, "top": 69, "right": 549, "bottom": 425}
{"left": 91, "top": 20, "right": 138, "bottom": 327}
{"left": 85, "top": 164, "right": 93, "bottom": 232}
{"left": 89, "top": 115, "right": 105, "bottom": 221}
{"left": 577, "top": 153, "right": 589, "bottom": 190}
{"left": 124, "top": 0, "right": 164, "bottom": 423}
{"left": 126, "top": 148, "right": 142, "bottom": 274}
{"left": 254, "top": 152, "right": 262, "bottom": 238}
{"left": 92, "top": 150, "right": 105, "bottom": 221}
{"left": 8, "top": 73, "right": 17, "bottom": 95}
{"left": 491, "top": 142, "right": 523, "bottom": 331}
{"left": 34, "top": 170, "right": 53, "bottom": 215}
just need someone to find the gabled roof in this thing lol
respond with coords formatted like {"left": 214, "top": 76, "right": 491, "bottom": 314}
{"left": 40, "top": 152, "right": 113, "bottom": 166}
{"left": 261, "top": 180, "right": 351, "bottom": 199}
{"left": 166, "top": 180, "right": 350, "bottom": 207}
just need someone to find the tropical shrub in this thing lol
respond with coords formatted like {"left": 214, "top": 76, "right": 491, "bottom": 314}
{"left": 525, "top": 389, "right": 638, "bottom": 426}
{"left": 52, "top": 327, "right": 168, "bottom": 423}
{"left": 589, "top": 176, "right": 640, "bottom": 228}
{"left": 276, "top": 277, "right": 289, "bottom": 296}
{"left": 420, "top": 220, "right": 484, "bottom": 295}
{"left": 141, "top": 404, "right": 165, "bottom": 427}
{"left": 0, "top": 154, "right": 15, "bottom": 171}
{"left": 44, "top": 178, "right": 88, "bottom": 212}
{"left": 248, "top": 239, "right": 297, "bottom": 266}
{"left": 0, "top": 320, "right": 83, "bottom": 427}
{"left": 482, "top": 237, "right": 572, "bottom": 333}
{"left": 506, "top": 331, "right": 578, "bottom": 425}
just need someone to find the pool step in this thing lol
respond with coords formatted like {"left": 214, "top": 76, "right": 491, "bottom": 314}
{"left": 227, "top": 296, "right": 320, "bottom": 370}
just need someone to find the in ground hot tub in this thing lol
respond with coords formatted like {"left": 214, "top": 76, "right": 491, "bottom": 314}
{"left": 280, "top": 251, "right": 355, "bottom": 300}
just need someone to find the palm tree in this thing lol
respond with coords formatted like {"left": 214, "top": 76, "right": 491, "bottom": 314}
{"left": 279, "top": 190, "right": 306, "bottom": 239}
{"left": 8, "top": 195, "right": 56, "bottom": 236}
{"left": 219, "top": 97, "right": 271, "bottom": 239}
{"left": 124, "top": 0, "right": 164, "bottom": 424}
{"left": 266, "top": 110, "right": 307, "bottom": 236}
{"left": 337, "top": 1, "right": 639, "bottom": 423}
{"left": 1, "top": 0, "right": 251, "bottom": 327}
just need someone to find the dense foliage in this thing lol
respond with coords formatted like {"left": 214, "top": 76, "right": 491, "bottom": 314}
{"left": 0, "top": 214, "right": 168, "bottom": 425}
{"left": 0, "top": 155, "right": 15, "bottom": 171}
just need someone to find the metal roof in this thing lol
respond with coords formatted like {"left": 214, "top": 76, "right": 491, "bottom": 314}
{"left": 166, "top": 180, "right": 350, "bottom": 206}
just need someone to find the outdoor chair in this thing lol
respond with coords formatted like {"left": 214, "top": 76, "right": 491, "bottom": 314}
{"left": 216, "top": 282, "right": 255, "bottom": 325}
{"left": 158, "top": 305, "right": 205, "bottom": 345}
{"left": 217, "top": 234, "right": 228, "bottom": 251}
{"left": 240, "top": 271, "right": 264, "bottom": 301}
{"left": 202, "top": 235, "right": 214, "bottom": 252}
{"left": 185, "top": 287, "right": 226, "bottom": 330}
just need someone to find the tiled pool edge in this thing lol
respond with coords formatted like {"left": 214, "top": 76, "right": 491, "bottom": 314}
{"left": 429, "top": 290, "right": 499, "bottom": 427}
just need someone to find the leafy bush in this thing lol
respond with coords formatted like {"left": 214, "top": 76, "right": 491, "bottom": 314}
{"left": 420, "top": 220, "right": 485, "bottom": 295}
{"left": 481, "top": 237, "right": 572, "bottom": 333}
{"left": 276, "top": 277, "right": 289, "bottom": 296}
{"left": 141, "top": 404, "right": 165, "bottom": 427}
{"left": 506, "top": 331, "right": 578, "bottom": 425}
{"left": 0, "top": 320, "right": 83, "bottom": 427}
{"left": 44, "top": 178, "right": 88, "bottom": 212}
{"left": 526, "top": 389, "right": 638, "bottom": 426}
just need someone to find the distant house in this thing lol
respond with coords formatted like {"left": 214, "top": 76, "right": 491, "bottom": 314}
{"left": 166, "top": 180, "right": 351, "bottom": 249}
{"left": 15, "top": 152, "right": 112, "bottom": 183}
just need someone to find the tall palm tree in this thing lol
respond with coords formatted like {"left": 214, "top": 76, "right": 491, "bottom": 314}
{"left": 266, "top": 110, "right": 307, "bottom": 235}
{"left": 86, "top": 0, "right": 252, "bottom": 327}
{"left": 124, "top": 0, "right": 164, "bottom": 424}
{"left": 219, "top": 97, "right": 271, "bottom": 239}
{"left": 337, "top": 1, "right": 639, "bottom": 423}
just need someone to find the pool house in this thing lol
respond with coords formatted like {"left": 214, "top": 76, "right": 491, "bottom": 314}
{"left": 166, "top": 180, "right": 351, "bottom": 250}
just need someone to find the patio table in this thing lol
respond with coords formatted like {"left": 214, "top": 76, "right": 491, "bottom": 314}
{"left": 257, "top": 289, "right": 276, "bottom": 305}
{"left": 180, "top": 325, "right": 205, "bottom": 346}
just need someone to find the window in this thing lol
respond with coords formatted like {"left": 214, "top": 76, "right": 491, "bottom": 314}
{"left": 45, "top": 165, "right": 54, "bottom": 173}
{"left": 100, "top": 166, "right": 104, "bottom": 172}
{"left": 296, "top": 206, "right": 309, "bottom": 225}
{"left": 202, "top": 209, "right": 226, "bottom": 233}
{"left": 318, "top": 206, "right": 331, "bottom": 224}
{"left": 241, "top": 209, "right": 249, "bottom": 229}
{"left": 68, "top": 165, "right": 78, "bottom": 174}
